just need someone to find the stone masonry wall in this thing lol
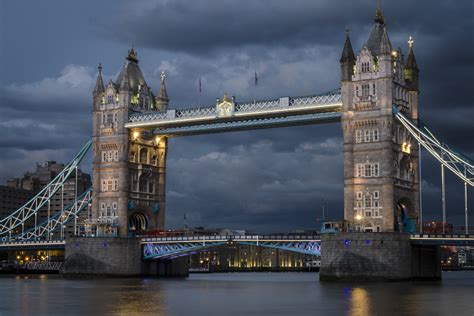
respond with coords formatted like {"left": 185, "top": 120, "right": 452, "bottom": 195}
{"left": 320, "top": 232, "right": 413, "bottom": 281}
{"left": 60, "top": 237, "right": 142, "bottom": 277}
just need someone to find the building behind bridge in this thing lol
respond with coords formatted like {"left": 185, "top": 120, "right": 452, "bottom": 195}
{"left": 5, "top": 161, "right": 91, "bottom": 238}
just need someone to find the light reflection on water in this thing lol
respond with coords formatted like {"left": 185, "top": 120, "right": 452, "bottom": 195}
{"left": 0, "top": 272, "right": 473, "bottom": 315}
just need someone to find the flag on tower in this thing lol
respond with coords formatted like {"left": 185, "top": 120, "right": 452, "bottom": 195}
{"left": 254, "top": 71, "right": 258, "bottom": 86}
{"left": 199, "top": 77, "right": 202, "bottom": 93}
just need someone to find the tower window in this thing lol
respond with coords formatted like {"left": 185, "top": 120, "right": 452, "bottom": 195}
{"left": 355, "top": 130, "right": 362, "bottom": 143}
{"left": 107, "top": 95, "right": 113, "bottom": 104}
{"left": 361, "top": 62, "right": 370, "bottom": 73}
{"left": 362, "top": 84, "right": 370, "bottom": 97}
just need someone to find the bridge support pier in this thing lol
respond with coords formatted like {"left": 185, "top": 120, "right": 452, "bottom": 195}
{"left": 320, "top": 233, "right": 441, "bottom": 281}
{"left": 60, "top": 237, "right": 142, "bottom": 277}
{"left": 142, "top": 257, "right": 189, "bottom": 278}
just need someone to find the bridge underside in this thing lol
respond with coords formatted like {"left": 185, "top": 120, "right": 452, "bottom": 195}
{"left": 142, "top": 239, "right": 322, "bottom": 260}
{"left": 152, "top": 112, "right": 341, "bottom": 137}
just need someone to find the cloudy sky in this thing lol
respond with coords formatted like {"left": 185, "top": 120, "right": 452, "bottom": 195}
{"left": 0, "top": 0, "right": 472, "bottom": 232}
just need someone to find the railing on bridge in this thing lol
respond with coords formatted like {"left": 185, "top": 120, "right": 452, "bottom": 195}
{"left": 127, "top": 90, "right": 342, "bottom": 126}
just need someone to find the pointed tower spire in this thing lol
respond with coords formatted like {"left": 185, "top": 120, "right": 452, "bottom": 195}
{"left": 155, "top": 70, "right": 169, "bottom": 111}
{"left": 93, "top": 63, "right": 105, "bottom": 95}
{"left": 118, "top": 61, "right": 130, "bottom": 91}
{"left": 379, "top": 26, "right": 392, "bottom": 54}
{"left": 404, "top": 36, "right": 419, "bottom": 90}
{"left": 340, "top": 30, "right": 356, "bottom": 81}
{"left": 374, "top": 0, "right": 384, "bottom": 25}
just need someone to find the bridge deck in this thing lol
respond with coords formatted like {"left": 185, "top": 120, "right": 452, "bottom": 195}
{"left": 125, "top": 91, "right": 342, "bottom": 136}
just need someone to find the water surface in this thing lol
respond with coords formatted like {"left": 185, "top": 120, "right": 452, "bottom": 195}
{"left": 0, "top": 272, "right": 473, "bottom": 315}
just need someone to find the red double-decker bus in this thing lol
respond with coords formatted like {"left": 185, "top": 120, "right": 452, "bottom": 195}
{"left": 422, "top": 221, "right": 453, "bottom": 234}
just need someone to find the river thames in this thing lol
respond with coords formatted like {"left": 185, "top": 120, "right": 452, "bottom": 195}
{"left": 0, "top": 271, "right": 473, "bottom": 315}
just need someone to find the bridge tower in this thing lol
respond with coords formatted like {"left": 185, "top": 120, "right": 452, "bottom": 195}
{"left": 91, "top": 49, "right": 168, "bottom": 237}
{"left": 340, "top": 7, "right": 420, "bottom": 232}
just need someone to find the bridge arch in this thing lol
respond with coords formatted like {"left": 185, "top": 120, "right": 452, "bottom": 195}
{"left": 395, "top": 197, "right": 413, "bottom": 233}
{"left": 129, "top": 212, "right": 148, "bottom": 233}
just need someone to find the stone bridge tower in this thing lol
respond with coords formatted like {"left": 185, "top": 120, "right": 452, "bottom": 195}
{"left": 92, "top": 49, "right": 168, "bottom": 237}
{"left": 340, "top": 7, "right": 420, "bottom": 232}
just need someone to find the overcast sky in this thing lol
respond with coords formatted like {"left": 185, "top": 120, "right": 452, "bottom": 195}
{"left": 0, "top": 0, "right": 472, "bottom": 232}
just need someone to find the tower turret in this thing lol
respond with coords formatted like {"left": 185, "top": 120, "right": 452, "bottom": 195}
{"left": 404, "top": 36, "right": 419, "bottom": 91}
{"left": 340, "top": 30, "right": 356, "bottom": 82}
{"left": 93, "top": 63, "right": 105, "bottom": 106}
{"left": 155, "top": 70, "right": 169, "bottom": 111}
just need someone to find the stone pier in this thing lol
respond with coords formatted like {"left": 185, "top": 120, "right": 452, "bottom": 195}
{"left": 60, "top": 237, "right": 189, "bottom": 277}
{"left": 320, "top": 233, "right": 441, "bottom": 281}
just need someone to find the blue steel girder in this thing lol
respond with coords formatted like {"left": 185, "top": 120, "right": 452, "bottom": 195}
{"left": 143, "top": 241, "right": 226, "bottom": 260}
{"left": 236, "top": 241, "right": 321, "bottom": 256}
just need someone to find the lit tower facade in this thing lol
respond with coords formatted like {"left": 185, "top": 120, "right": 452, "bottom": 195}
{"left": 340, "top": 7, "right": 420, "bottom": 232}
{"left": 92, "top": 49, "right": 168, "bottom": 237}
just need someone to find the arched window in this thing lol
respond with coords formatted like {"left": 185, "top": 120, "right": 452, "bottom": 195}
{"left": 139, "top": 174, "right": 148, "bottom": 192}
{"left": 364, "top": 222, "right": 374, "bottom": 232}
{"left": 140, "top": 148, "right": 148, "bottom": 164}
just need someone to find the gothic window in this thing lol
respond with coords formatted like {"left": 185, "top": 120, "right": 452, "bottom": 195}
{"left": 371, "top": 163, "right": 379, "bottom": 177}
{"left": 108, "top": 151, "right": 113, "bottom": 161}
{"left": 356, "top": 164, "right": 364, "bottom": 177}
{"left": 101, "top": 152, "right": 107, "bottom": 162}
{"left": 357, "top": 191, "right": 363, "bottom": 200}
{"left": 355, "top": 130, "right": 362, "bottom": 143}
{"left": 112, "top": 179, "right": 118, "bottom": 191}
{"left": 376, "top": 226, "right": 381, "bottom": 232}
{"left": 361, "top": 62, "right": 370, "bottom": 73}
{"left": 364, "top": 163, "right": 371, "bottom": 177}
{"left": 151, "top": 155, "right": 157, "bottom": 166}
{"left": 364, "top": 130, "right": 371, "bottom": 142}
{"left": 112, "top": 202, "right": 117, "bottom": 210}
{"left": 107, "top": 95, "right": 113, "bottom": 104}
{"left": 148, "top": 180, "right": 154, "bottom": 193}
{"left": 107, "top": 180, "right": 113, "bottom": 192}
{"left": 371, "top": 129, "right": 379, "bottom": 142}
{"left": 372, "top": 83, "right": 376, "bottom": 95}
{"left": 114, "top": 151, "right": 119, "bottom": 161}
{"left": 101, "top": 180, "right": 107, "bottom": 192}
{"left": 130, "top": 151, "right": 136, "bottom": 162}
{"left": 362, "top": 84, "right": 370, "bottom": 96}
{"left": 140, "top": 148, "right": 148, "bottom": 164}
{"left": 139, "top": 174, "right": 148, "bottom": 192}
{"left": 373, "top": 191, "right": 379, "bottom": 199}
{"left": 107, "top": 113, "right": 114, "bottom": 124}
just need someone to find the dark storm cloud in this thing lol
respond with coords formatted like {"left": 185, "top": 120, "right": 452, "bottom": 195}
{"left": 0, "top": 0, "right": 472, "bottom": 230}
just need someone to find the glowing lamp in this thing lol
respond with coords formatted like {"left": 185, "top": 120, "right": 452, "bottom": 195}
{"left": 155, "top": 136, "right": 161, "bottom": 145}
{"left": 402, "top": 142, "right": 411, "bottom": 154}
{"left": 133, "top": 131, "right": 140, "bottom": 141}
{"left": 355, "top": 214, "right": 362, "bottom": 221}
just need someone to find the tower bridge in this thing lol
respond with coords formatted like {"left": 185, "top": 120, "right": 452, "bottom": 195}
{"left": 0, "top": 5, "right": 472, "bottom": 280}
